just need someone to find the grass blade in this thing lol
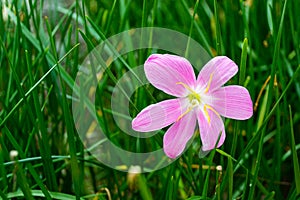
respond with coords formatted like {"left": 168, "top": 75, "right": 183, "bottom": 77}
{"left": 25, "top": 50, "right": 58, "bottom": 191}
{"left": 45, "top": 15, "right": 82, "bottom": 198}
{"left": 185, "top": 0, "right": 199, "bottom": 58}
{"left": 6, "top": 190, "right": 84, "bottom": 200}
{"left": 15, "top": 162, "right": 34, "bottom": 200}
{"left": 1, "top": 127, "right": 52, "bottom": 199}
{"left": 231, "top": 37, "right": 249, "bottom": 157}
{"left": 228, "top": 157, "right": 233, "bottom": 200}
{"left": 248, "top": 0, "right": 288, "bottom": 198}
{"left": 213, "top": 0, "right": 222, "bottom": 55}
{"left": 289, "top": 105, "right": 300, "bottom": 195}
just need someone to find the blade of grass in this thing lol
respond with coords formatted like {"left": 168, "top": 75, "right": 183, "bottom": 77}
{"left": 180, "top": 0, "right": 213, "bottom": 56}
{"left": 84, "top": 17, "right": 153, "bottom": 92}
{"left": 83, "top": 17, "right": 161, "bottom": 116}
{"left": 240, "top": 0, "right": 253, "bottom": 94}
{"left": 217, "top": 149, "right": 269, "bottom": 197}
{"left": 1, "top": 126, "right": 52, "bottom": 199}
{"left": 213, "top": 0, "right": 222, "bottom": 55}
{"left": 272, "top": 79, "right": 282, "bottom": 196}
{"left": 239, "top": 38, "right": 248, "bottom": 85}
{"left": 0, "top": 143, "right": 8, "bottom": 194}
{"left": 257, "top": 85, "right": 269, "bottom": 130}
{"left": 289, "top": 105, "right": 300, "bottom": 195}
{"left": 0, "top": 44, "right": 79, "bottom": 128}
{"left": 72, "top": 1, "right": 80, "bottom": 79}
{"left": 219, "top": 64, "right": 300, "bottom": 196}
{"left": 185, "top": 0, "right": 199, "bottom": 58}
{"left": 248, "top": 0, "right": 288, "bottom": 198}
{"left": 202, "top": 149, "right": 216, "bottom": 198}
{"left": 104, "top": 0, "right": 118, "bottom": 34}
{"left": 163, "top": 164, "right": 176, "bottom": 199}
{"left": 181, "top": 156, "right": 198, "bottom": 193}
{"left": 264, "top": 191, "right": 275, "bottom": 200}
{"left": 138, "top": 0, "right": 148, "bottom": 67}
{"left": 5, "top": 190, "right": 85, "bottom": 200}
{"left": 25, "top": 50, "right": 58, "bottom": 191}
{"left": 6, "top": 4, "right": 82, "bottom": 105}
{"left": 231, "top": 37, "right": 248, "bottom": 157}
{"left": 0, "top": 189, "right": 7, "bottom": 200}
{"left": 57, "top": 59, "right": 82, "bottom": 199}
{"left": 0, "top": 33, "right": 37, "bottom": 132}
{"left": 147, "top": 0, "right": 157, "bottom": 55}
{"left": 45, "top": 14, "right": 82, "bottom": 199}
{"left": 177, "top": 172, "right": 188, "bottom": 199}
{"left": 118, "top": 0, "right": 132, "bottom": 32}
{"left": 219, "top": 61, "right": 298, "bottom": 196}
{"left": 176, "top": 162, "right": 197, "bottom": 195}
{"left": 0, "top": 20, "right": 52, "bottom": 197}
{"left": 288, "top": 0, "right": 300, "bottom": 66}
{"left": 3, "top": 55, "right": 13, "bottom": 109}
{"left": 15, "top": 161, "right": 34, "bottom": 200}
{"left": 138, "top": 174, "right": 153, "bottom": 200}
{"left": 228, "top": 156, "right": 233, "bottom": 200}
{"left": 241, "top": 168, "right": 249, "bottom": 200}
{"left": 45, "top": 17, "right": 58, "bottom": 60}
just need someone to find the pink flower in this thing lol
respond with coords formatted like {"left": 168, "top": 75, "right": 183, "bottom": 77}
{"left": 132, "top": 54, "right": 253, "bottom": 159}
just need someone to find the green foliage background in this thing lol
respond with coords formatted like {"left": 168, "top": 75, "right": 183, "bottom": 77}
{"left": 0, "top": 0, "right": 300, "bottom": 199}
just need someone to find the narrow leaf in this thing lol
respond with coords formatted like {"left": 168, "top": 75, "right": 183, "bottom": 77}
{"left": 289, "top": 105, "right": 300, "bottom": 195}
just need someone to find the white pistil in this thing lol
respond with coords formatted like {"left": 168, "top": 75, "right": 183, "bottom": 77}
{"left": 176, "top": 82, "right": 201, "bottom": 121}
{"left": 176, "top": 78, "right": 221, "bottom": 124}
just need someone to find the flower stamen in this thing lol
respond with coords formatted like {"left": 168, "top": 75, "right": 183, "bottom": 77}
{"left": 203, "top": 104, "right": 221, "bottom": 124}
{"left": 176, "top": 106, "right": 193, "bottom": 122}
{"left": 176, "top": 82, "right": 194, "bottom": 93}
{"left": 205, "top": 73, "right": 214, "bottom": 94}
{"left": 175, "top": 82, "right": 203, "bottom": 121}
{"left": 176, "top": 82, "right": 200, "bottom": 102}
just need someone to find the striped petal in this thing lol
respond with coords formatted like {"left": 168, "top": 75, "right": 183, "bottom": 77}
{"left": 197, "top": 56, "right": 238, "bottom": 93}
{"left": 211, "top": 86, "right": 253, "bottom": 120}
{"left": 132, "top": 99, "right": 185, "bottom": 132}
{"left": 197, "top": 107, "right": 225, "bottom": 151}
{"left": 163, "top": 112, "right": 197, "bottom": 158}
{"left": 145, "top": 54, "right": 196, "bottom": 97}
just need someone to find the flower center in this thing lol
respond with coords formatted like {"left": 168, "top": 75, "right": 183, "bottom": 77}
{"left": 176, "top": 82, "right": 201, "bottom": 121}
{"left": 188, "top": 92, "right": 201, "bottom": 104}
{"left": 175, "top": 76, "right": 221, "bottom": 124}
{"left": 176, "top": 82, "right": 201, "bottom": 103}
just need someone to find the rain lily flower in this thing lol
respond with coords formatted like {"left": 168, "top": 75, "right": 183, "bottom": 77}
{"left": 132, "top": 54, "right": 253, "bottom": 159}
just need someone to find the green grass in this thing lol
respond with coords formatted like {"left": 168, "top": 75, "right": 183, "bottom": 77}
{"left": 1, "top": 0, "right": 300, "bottom": 199}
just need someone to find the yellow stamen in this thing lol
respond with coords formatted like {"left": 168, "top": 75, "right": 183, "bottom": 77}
{"left": 205, "top": 73, "right": 214, "bottom": 94}
{"left": 203, "top": 106, "right": 211, "bottom": 124}
{"left": 176, "top": 107, "right": 193, "bottom": 122}
{"left": 177, "top": 82, "right": 201, "bottom": 102}
{"left": 175, "top": 82, "right": 203, "bottom": 121}
{"left": 203, "top": 104, "right": 221, "bottom": 124}
{"left": 176, "top": 82, "right": 194, "bottom": 93}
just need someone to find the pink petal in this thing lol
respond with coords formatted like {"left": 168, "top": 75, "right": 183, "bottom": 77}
{"left": 132, "top": 99, "right": 185, "bottom": 132}
{"left": 197, "top": 107, "right": 225, "bottom": 151}
{"left": 145, "top": 54, "right": 196, "bottom": 97}
{"left": 211, "top": 86, "right": 253, "bottom": 120}
{"left": 163, "top": 112, "right": 197, "bottom": 158}
{"left": 197, "top": 56, "right": 238, "bottom": 93}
